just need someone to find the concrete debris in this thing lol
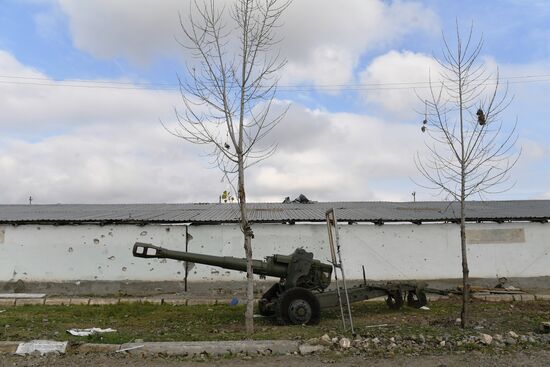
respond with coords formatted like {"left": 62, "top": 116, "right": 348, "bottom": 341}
{"left": 15, "top": 340, "right": 68, "bottom": 355}
{"left": 6, "top": 332, "right": 550, "bottom": 357}
{"left": 479, "top": 334, "right": 493, "bottom": 345}
{"left": 338, "top": 338, "right": 351, "bottom": 349}
{"left": 318, "top": 334, "right": 332, "bottom": 346}
{"left": 67, "top": 328, "right": 117, "bottom": 336}
{"left": 117, "top": 340, "right": 299, "bottom": 357}
{"left": 504, "top": 337, "right": 517, "bottom": 345}
{"left": 299, "top": 344, "right": 325, "bottom": 355}
{"left": 116, "top": 345, "right": 144, "bottom": 353}
{"left": 508, "top": 331, "right": 519, "bottom": 338}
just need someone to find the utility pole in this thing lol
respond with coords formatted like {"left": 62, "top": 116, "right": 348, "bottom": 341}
{"left": 29, "top": 196, "right": 33, "bottom": 205}
{"left": 411, "top": 192, "right": 416, "bottom": 202}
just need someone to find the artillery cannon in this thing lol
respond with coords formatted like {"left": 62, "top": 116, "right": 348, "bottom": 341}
{"left": 133, "top": 242, "right": 427, "bottom": 325}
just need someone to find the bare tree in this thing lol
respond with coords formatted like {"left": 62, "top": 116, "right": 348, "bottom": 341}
{"left": 415, "top": 24, "right": 519, "bottom": 328}
{"left": 165, "top": 0, "right": 290, "bottom": 334}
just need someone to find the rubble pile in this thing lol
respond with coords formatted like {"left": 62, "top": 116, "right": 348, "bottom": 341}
{"left": 299, "top": 330, "right": 550, "bottom": 355}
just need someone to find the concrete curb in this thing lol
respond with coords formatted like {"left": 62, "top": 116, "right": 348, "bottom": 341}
{"left": 1, "top": 340, "right": 300, "bottom": 357}
{"left": 0, "top": 341, "right": 20, "bottom": 354}
{"left": 0, "top": 293, "right": 549, "bottom": 307}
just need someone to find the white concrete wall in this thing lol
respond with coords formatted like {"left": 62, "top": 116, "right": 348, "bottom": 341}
{"left": 0, "top": 221, "right": 548, "bottom": 283}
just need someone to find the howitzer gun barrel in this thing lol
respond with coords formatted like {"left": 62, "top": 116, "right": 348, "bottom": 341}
{"left": 133, "top": 242, "right": 288, "bottom": 277}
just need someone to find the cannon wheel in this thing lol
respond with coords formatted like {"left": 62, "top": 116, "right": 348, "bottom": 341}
{"left": 275, "top": 287, "right": 320, "bottom": 325}
{"left": 385, "top": 290, "right": 404, "bottom": 310}
{"left": 406, "top": 290, "right": 427, "bottom": 308}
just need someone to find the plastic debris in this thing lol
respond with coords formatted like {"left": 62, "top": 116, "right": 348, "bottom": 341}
{"left": 0, "top": 309, "right": 6, "bottom": 313}
{"left": 66, "top": 327, "right": 117, "bottom": 336}
{"left": 16, "top": 340, "right": 68, "bottom": 355}
{"left": 419, "top": 306, "right": 430, "bottom": 310}
{"left": 365, "top": 324, "right": 389, "bottom": 328}
{"left": 116, "top": 345, "right": 144, "bottom": 353}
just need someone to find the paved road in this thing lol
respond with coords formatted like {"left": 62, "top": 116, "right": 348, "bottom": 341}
{"left": 2, "top": 350, "right": 550, "bottom": 367}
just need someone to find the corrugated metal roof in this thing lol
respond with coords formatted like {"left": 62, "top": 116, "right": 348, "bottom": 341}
{"left": 0, "top": 200, "right": 548, "bottom": 224}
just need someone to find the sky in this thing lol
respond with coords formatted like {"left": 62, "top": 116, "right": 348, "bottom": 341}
{"left": 0, "top": 0, "right": 549, "bottom": 204}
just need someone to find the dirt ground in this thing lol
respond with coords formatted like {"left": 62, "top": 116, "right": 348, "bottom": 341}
{"left": 1, "top": 349, "right": 550, "bottom": 367}
{"left": 0, "top": 350, "right": 550, "bottom": 367}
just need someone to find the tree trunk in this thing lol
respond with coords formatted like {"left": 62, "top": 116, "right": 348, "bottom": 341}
{"left": 458, "top": 52, "right": 469, "bottom": 329}
{"left": 237, "top": 157, "right": 254, "bottom": 335}
{"left": 460, "top": 201, "right": 469, "bottom": 328}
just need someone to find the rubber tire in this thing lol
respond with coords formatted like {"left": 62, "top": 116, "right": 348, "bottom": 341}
{"left": 275, "top": 287, "right": 321, "bottom": 325}
{"left": 406, "top": 290, "right": 428, "bottom": 308}
{"left": 385, "top": 290, "right": 404, "bottom": 310}
{"left": 258, "top": 298, "right": 275, "bottom": 317}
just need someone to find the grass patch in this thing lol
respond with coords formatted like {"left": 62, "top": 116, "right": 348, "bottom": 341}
{"left": 0, "top": 298, "right": 548, "bottom": 344}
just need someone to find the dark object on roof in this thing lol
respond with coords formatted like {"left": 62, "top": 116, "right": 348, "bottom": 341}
{"left": 282, "top": 194, "right": 316, "bottom": 204}
{"left": 0, "top": 200, "right": 548, "bottom": 225}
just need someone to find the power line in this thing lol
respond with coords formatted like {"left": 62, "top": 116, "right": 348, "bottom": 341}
{"left": 1, "top": 73, "right": 550, "bottom": 92}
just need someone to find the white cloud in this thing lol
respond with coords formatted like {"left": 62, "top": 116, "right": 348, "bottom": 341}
{"left": 280, "top": 0, "right": 439, "bottom": 86}
{"left": 359, "top": 50, "right": 441, "bottom": 119}
{"left": 0, "top": 123, "right": 221, "bottom": 204}
{"left": 249, "top": 107, "right": 425, "bottom": 202}
{"left": 0, "top": 50, "right": 220, "bottom": 204}
{"left": 58, "top": 0, "right": 185, "bottom": 63}
{"left": 0, "top": 50, "right": 427, "bottom": 204}
{"left": 0, "top": 51, "right": 180, "bottom": 135}
{"left": 54, "top": 0, "right": 439, "bottom": 87}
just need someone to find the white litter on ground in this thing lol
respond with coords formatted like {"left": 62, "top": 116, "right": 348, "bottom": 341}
{"left": 116, "top": 345, "right": 144, "bottom": 353}
{"left": 0, "top": 309, "right": 6, "bottom": 313}
{"left": 67, "top": 327, "right": 117, "bottom": 336}
{"left": 15, "top": 340, "right": 68, "bottom": 355}
{"left": 419, "top": 306, "right": 430, "bottom": 310}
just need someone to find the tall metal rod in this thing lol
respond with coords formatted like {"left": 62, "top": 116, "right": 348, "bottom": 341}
{"left": 326, "top": 210, "right": 345, "bottom": 329}
{"left": 332, "top": 211, "right": 355, "bottom": 334}
{"left": 325, "top": 209, "right": 354, "bottom": 334}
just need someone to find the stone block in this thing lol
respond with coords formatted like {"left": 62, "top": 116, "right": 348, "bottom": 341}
{"left": 44, "top": 298, "right": 71, "bottom": 306}
{"left": 89, "top": 298, "right": 118, "bottom": 305}
{"left": 75, "top": 343, "right": 120, "bottom": 353}
{"left": 15, "top": 298, "right": 45, "bottom": 306}
{"left": 166, "top": 298, "right": 189, "bottom": 305}
{"left": 69, "top": 298, "right": 90, "bottom": 305}
{"left": 0, "top": 341, "right": 20, "bottom": 354}
{"left": 0, "top": 298, "right": 15, "bottom": 307}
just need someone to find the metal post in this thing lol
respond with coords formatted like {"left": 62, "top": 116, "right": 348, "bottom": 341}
{"left": 325, "top": 208, "right": 354, "bottom": 334}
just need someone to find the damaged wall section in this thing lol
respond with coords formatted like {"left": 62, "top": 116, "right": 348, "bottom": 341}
{"left": 0, "top": 221, "right": 548, "bottom": 295}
